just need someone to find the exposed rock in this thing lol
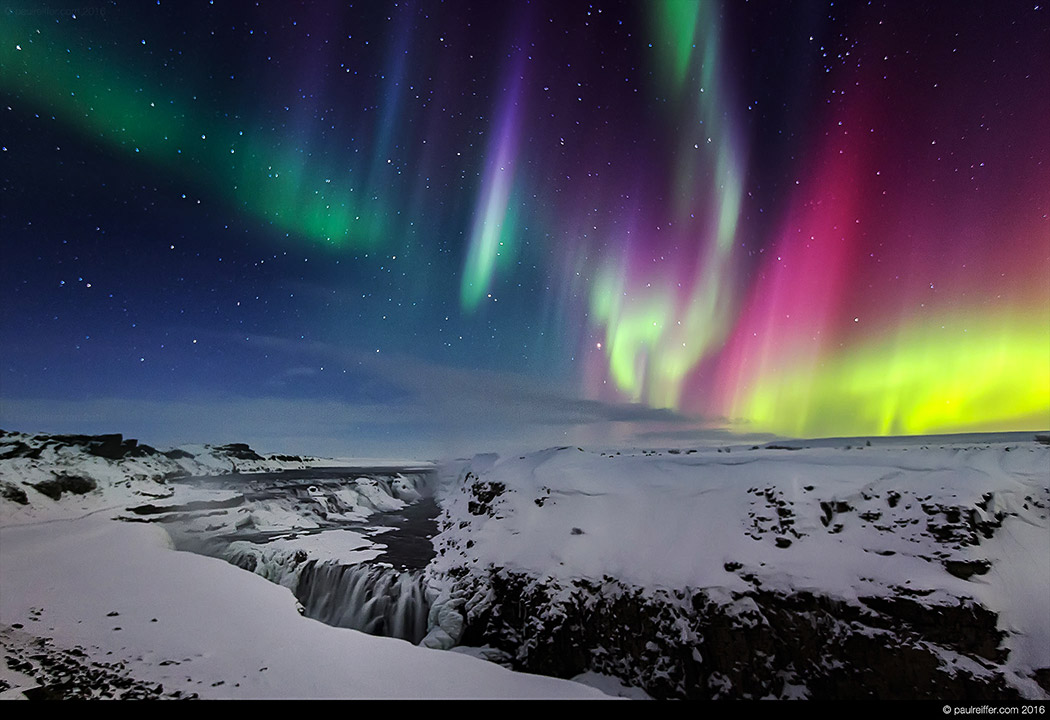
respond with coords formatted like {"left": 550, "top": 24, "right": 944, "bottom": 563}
{"left": 445, "top": 566, "right": 1023, "bottom": 700}
{"left": 943, "top": 559, "right": 993, "bottom": 581}
{"left": 1033, "top": 668, "right": 1050, "bottom": 694}
{"left": 31, "top": 473, "right": 97, "bottom": 501}
{"left": 466, "top": 475, "right": 505, "bottom": 517}
{"left": 126, "top": 495, "right": 245, "bottom": 516}
{"left": 214, "top": 443, "right": 264, "bottom": 461}
{"left": 1, "top": 482, "right": 28, "bottom": 505}
{"left": 0, "top": 440, "right": 35, "bottom": 460}
{"left": 0, "top": 627, "right": 194, "bottom": 700}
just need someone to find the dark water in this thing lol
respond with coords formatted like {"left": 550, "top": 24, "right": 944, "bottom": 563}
{"left": 371, "top": 497, "right": 441, "bottom": 570}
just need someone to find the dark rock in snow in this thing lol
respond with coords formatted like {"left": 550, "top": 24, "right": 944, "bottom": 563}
{"left": 448, "top": 567, "right": 1023, "bottom": 701}
{"left": 0, "top": 440, "right": 35, "bottom": 460}
{"left": 31, "top": 474, "right": 97, "bottom": 500}
{"left": 214, "top": 443, "right": 264, "bottom": 461}
{"left": 943, "top": 559, "right": 992, "bottom": 581}
{"left": 83, "top": 434, "right": 159, "bottom": 460}
{"left": 1, "top": 482, "right": 29, "bottom": 504}
{"left": 0, "top": 628, "right": 193, "bottom": 700}
{"left": 466, "top": 475, "right": 505, "bottom": 517}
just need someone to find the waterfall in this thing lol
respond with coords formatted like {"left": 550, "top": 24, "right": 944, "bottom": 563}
{"left": 296, "top": 561, "right": 429, "bottom": 644}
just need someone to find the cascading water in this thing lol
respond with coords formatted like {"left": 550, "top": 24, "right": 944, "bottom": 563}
{"left": 155, "top": 467, "right": 440, "bottom": 645}
{"left": 296, "top": 561, "right": 429, "bottom": 644}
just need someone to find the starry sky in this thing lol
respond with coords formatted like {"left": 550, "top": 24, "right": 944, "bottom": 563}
{"left": 2, "top": 0, "right": 1048, "bottom": 457}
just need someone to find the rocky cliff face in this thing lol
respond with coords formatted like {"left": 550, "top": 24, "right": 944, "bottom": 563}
{"left": 436, "top": 565, "right": 1023, "bottom": 700}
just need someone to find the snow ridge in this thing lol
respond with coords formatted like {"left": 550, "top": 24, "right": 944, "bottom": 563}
{"left": 0, "top": 430, "right": 342, "bottom": 523}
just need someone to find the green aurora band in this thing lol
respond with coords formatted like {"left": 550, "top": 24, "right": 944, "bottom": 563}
{"left": 1, "top": 14, "right": 387, "bottom": 251}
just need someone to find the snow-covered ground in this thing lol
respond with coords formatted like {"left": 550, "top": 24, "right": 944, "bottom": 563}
{"left": 2, "top": 429, "right": 1047, "bottom": 699}
{"left": 425, "top": 434, "right": 1050, "bottom": 699}
{"left": 0, "top": 515, "right": 608, "bottom": 699}
{"left": 435, "top": 439, "right": 1048, "bottom": 615}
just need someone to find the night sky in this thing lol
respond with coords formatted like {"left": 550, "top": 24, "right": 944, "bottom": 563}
{"left": 2, "top": 1, "right": 1048, "bottom": 456}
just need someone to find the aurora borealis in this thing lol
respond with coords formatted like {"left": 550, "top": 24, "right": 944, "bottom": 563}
{"left": 1, "top": 1, "right": 1047, "bottom": 454}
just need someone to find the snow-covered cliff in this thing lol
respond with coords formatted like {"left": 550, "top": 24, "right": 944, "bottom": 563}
{"left": 424, "top": 437, "right": 1050, "bottom": 699}
{"left": 0, "top": 430, "right": 335, "bottom": 521}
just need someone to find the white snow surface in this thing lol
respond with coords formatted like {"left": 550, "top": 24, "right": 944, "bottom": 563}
{"left": 0, "top": 514, "right": 608, "bottom": 699}
{"left": 431, "top": 437, "right": 1050, "bottom": 694}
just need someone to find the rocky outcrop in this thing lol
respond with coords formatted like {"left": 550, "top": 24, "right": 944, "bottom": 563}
{"left": 0, "top": 626, "right": 194, "bottom": 700}
{"left": 1, "top": 482, "right": 28, "bottom": 505}
{"left": 30, "top": 473, "right": 97, "bottom": 501}
{"left": 0, "top": 432, "right": 159, "bottom": 461}
{"left": 213, "top": 443, "right": 264, "bottom": 462}
{"left": 432, "top": 566, "right": 1024, "bottom": 700}
{"left": 465, "top": 473, "right": 505, "bottom": 517}
{"left": 0, "top": 430, "right": 336, "bottom": 512}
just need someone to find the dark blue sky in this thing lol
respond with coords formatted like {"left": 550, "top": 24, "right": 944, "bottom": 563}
{"left": 2, "top": 1, "right": 1047, "bottom": 455}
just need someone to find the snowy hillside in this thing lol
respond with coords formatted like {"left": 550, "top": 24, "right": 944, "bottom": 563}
{"left": 425, "top": 436, "right": 1050, "bottom": 699}
{"left": 0, "top": 430, "right": 349, "bottom": 522}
